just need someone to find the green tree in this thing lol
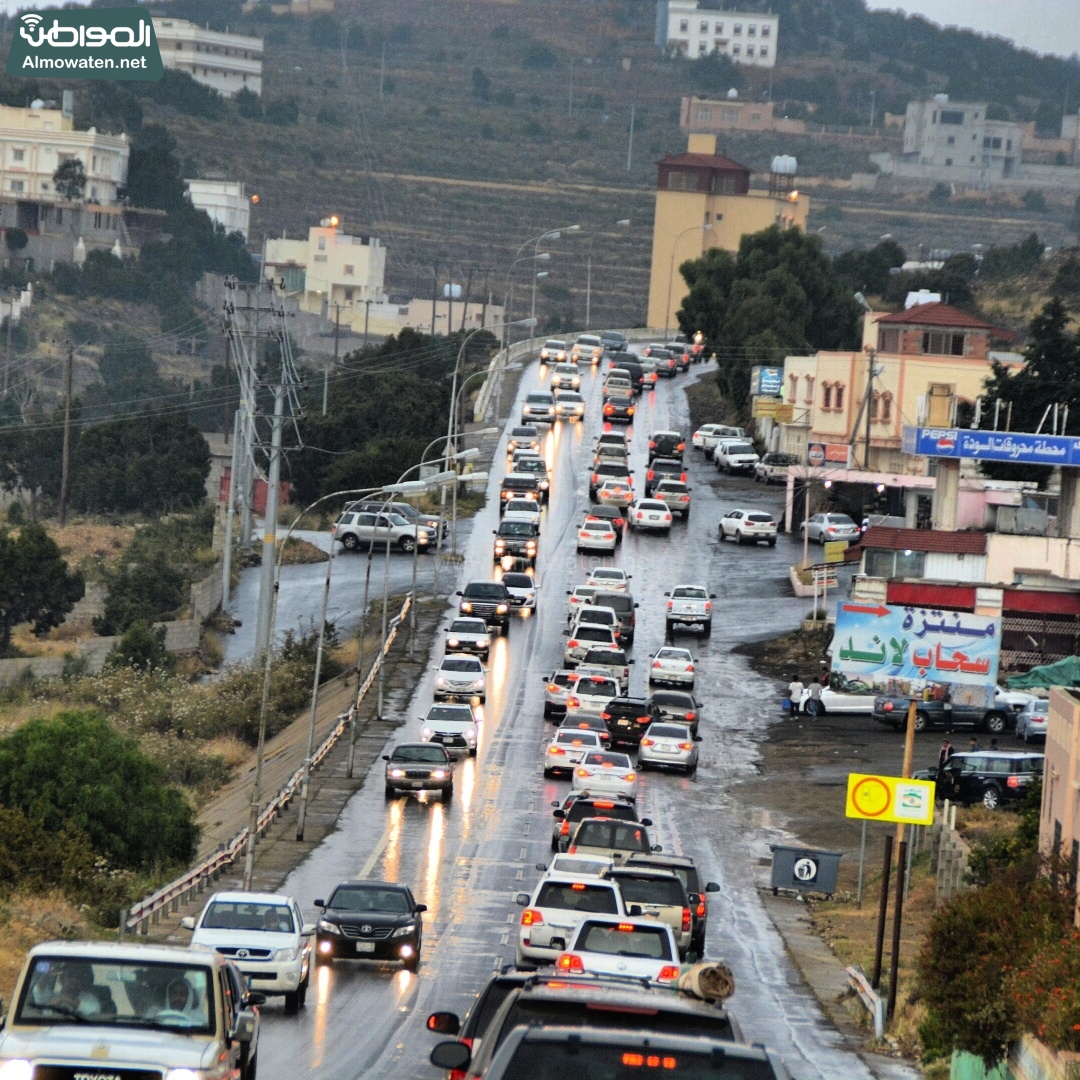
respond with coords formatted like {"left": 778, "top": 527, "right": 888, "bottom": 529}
{"left": 0, "top": 403, "right": 65, "bottom": 518}
{"left": 0, "top": 524, "right": 84, "bottom": 655}
{"left": 979, "top": 233, "right": 1044, "bottom": 281}
{"left": 233, "top": 87, "right": 263, "bottom": 120}
{"left": 833, "top": 238, "right": 906, "bottom": 295}
{"left": 124, "top": 123, "right": 186, "bottom": 213}
{"left": 4, "top": 227, "right": 27, "bottom": 253}
{"left": 1022, "top": 189, "right": 1048, "bottom": 213}
{"left": 522, "top": 41, "right": 557, "bottom": 69}
{"left": 264, "top": 97, "right": 299, "bottom": 125}
{"left": 345, "top": 24, "right": 365, "bottom": 50}
{"left": 105, "top": 620, "right": 172, "bottom": 672}
{"left": 0, "top": 710, "right": 198, "bottom": 869}
{"left": 53, "top": 158, "right": 87, "bottom": 201}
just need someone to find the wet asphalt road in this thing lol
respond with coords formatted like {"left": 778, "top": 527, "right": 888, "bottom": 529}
{"left": 252, "top": 357, "right": 900, "bottom": 1080}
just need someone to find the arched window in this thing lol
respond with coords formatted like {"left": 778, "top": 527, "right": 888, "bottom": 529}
{"left": 835, "top": 384, "right": 845, "bottom": 410}
{"left": 822, "top": 382, "right": 833, "bottom": 410}
{"left": 880, "top": 392, "right": 892, "bottom": 422}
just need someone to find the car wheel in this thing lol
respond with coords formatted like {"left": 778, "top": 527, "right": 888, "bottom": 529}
{"left": 984, "top": 711, "right": 1008, "bottom": 735}
{"left": 543, "top": 703, "right": 552, "bottom": 718}
{"left": 982, "top": 785, "right": 1001, "bottom": 811}
{"left": 384, "top": 785, "right": 397, "bottom": 798}
{"left": 665, "top": 621, "right": 676, "bottom": 636}
{"left": 284, "top": 990, "right": 300, "bottom": 1015}
{"left": 469, "top": 747, "right": 477, "bottom": 757}
{"left": 702, "top": 622, "right": 712, "bottom": 638}
{"left": 913, "top": 711, "right": 929, "bottom": 732}
{"left": 543, "top": 767, "right": 554, "bottom": 779}
{"left": 736, "top": 533, "right": 746, "bottom": 545}
{"left": 342, "top": 534, "right": 359, "bottom": 551}
{"left": 443, "top": 785, "right": 453, "bottom": 803}
{"left": 403, "top": 950, "right": 420, "bottom": 973}
{"left": 399, "top": 536, "right": 416, "bottom": 553}
{"left": 767, "top": 538, "right": 776, "bottom": 547}
{"left": 687, "top": 763, "right": 698, "bottom": 776}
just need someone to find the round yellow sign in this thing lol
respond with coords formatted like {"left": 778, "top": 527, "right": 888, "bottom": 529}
{"left": 851, "top": 776, "right": 892, "bottom": 818}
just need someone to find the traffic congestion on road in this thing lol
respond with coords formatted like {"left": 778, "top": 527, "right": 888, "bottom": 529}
{"left": 0, "top": 338, "right": 907, "bottom": 1080}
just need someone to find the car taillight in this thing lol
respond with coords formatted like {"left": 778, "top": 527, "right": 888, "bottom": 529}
{"left": 652, "top": 661, "right": 662, "bottom": 668}
{"left": 685, "top": 712, "right": 696, "bottom": 721}
{"left": 568, "top": 640, "right": 579, "bottom": 649}
{"left": 576, "top": 768, "right": 590, "bottom": 777}
{"left": 883, "top": 702, "right": 894, "bottom": 712}
{"left": 696, "top": 901, "right": 706, "bottom": 917}
{"left": 567, "top": 696, "right": 580, "bottom": 707}
{"left": 560, "top": 820, "right": 570, "bottom": 836}
{"left": 600, "top": 712, "right": 611, "bottom": 720}
{"left": 592, "top": 474, "right": 600, "bottom": 483}
{"left": 682, "top": 907, "right": 692, "bottom": 932}
{"left": 1007, "top": 775, "right": 1020, "bottom": 788}
{"left": 677, "top": 443, "right": 685, "bottom": 451}
{"left": 647, "top": 471, "right": 655, "bottom": 480}
{"left": 449, "top": 1037, "right": 473, "bottom": 1080}
{"left": 657, "top": 965, "right": 681, "bottom": 983}
{"left": 522, "top": 909, "right": 544, "bottom": 926}
{"left": 667, "top": 600, "right": 673, "bottom": 610}
{"left": 557, "top": 953, "right": 585, "bottom": 973}
{"left": 628, "top": 407, "right": 635, "bottom": 415}
{"left": 641, "top": 738, "right": 655, "bottom": 747}
{"left": 623, "top": 773, "right": 636, "bottom": 781}
{"left": 604, "top": 405, "right": 613, "bottom": 415}
{"left": 549, "top": 746, "right": 566, "bottom": 755}
{"left": 547, "top": 683, "right": 558, "bottom": 692}
{"left": 685, "top": 664, "right": 694, "bottom": 672}
{"left": 704, "top": 601, "right": 712, "bottom": 612}
{"left": 827, "top": 526, "right": 837, "bottom": 533}
{"left": 679, "top": 742, "right": 693, "bottom": 751}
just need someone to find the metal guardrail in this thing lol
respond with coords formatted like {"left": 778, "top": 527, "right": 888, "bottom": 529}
{"left": 123, "top": 594, "right": 414, "bottom": 935}
{"left": 846, "top": 965, "right": 885, "bottom": 1039}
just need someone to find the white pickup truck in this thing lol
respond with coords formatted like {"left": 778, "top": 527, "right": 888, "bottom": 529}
{"left": 664, "top": 584, "right": 716, "bottom": 637}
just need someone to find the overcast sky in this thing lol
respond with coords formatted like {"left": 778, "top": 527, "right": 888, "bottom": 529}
{"left": 865, "top": 0, "right": 1080, "bottom": 59}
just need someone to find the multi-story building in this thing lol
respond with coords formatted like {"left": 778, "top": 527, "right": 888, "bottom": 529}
{"left": 646, "top": 133, "right": 808, "bottom": 331}
{"left": 262, "top": 222, "right": 387, "bottom": 329}
{"left": 1041, "top": 688, "right": 1080, "bottom": 917}
{"left": 185, "top": 179, "right": 251, "bottom": 241}
{"left": 680, "top": 96, "right": 806, "bottom": 135}
{"left": 153, "top": 18, "right": 264, "bottom": 97}
{"left": 655, "top": 1, "right": 778, "bottom": 67}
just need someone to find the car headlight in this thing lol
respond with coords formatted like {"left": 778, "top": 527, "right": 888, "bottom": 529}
{"left": 494, "top": 540, "right": 505, "bottom": 551}
{"left": 464, "top": 727, "right": 476, "bottom": 739}
{"left": 275, "top": 947, "right": 299, "bottom": 962}
{"left": 461, "top": 601, "right": 473, "bottom": 613}
{"left": 422, "top": 727, "right": 433, "bottom": 738}
{"left": 0, "top": 1062, "right": 33, "bottom": 1080}
{"left": 539, "top": 480, "right": 550, "bottom": 489}
{"left": 447, "top": 638, "right": 459, "bottom": 648}
{"left": 389, "top": 768, "right": 406, "bottom": 778}
{"left": 476, "top": 677, "right": 486, "bottom": 688}
{"left": 392, "top": 923, "right": 417, "bottom": 938}
{"left": 496, "top": 604, "right": 508, "bottom": 614}
{"left": 317, "top": 920, "right": 341, "bottom": 935}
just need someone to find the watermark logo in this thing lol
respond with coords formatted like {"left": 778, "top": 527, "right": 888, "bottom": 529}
{"left": 7, "top": 8, "right": 163, "bottom": 81}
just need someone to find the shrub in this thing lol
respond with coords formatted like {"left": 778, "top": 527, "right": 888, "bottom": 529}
{"left": 929, "top": 181, "right": 951, "bottom": 203}
{"left": 309, "top": 13, "right": 341, "bottom": 48}
{"left": 264, "top": 97, "right": 299, "bottom": 125}
{"left": 494, "top": 89, "right": 516, "bottom": 108}
{"left": 234, "top": 87, "right": 263, "bottom": 121}
{"left": 1023, "top": 189, "right": 1048, "bottom": 213}
{"left": 106, "top": 621, "right": 173, "bottom": 673}
{"left": 4, "top": 227, "right": 27, "bottom": 252}
{"left": 522, "top": 41, "right": 557, "bottom": 69}
{"left": 95, "top": 554, "right": 186, "bottom": 637}
{"left": 0, "top": 710, "right": 199, "bottom": 870}
{"left": 1054, "top": 255, "right": 1080, "bottom": 297}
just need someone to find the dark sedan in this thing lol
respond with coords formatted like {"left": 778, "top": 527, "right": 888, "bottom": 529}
{"left": 647, "top": 690, "right": 701, "bottom": 735}
{"left": 602, "top": 395, "right": 635, "bottom": 424}
{"left": 602, "top": 696, "right": 662, "bottom": 746}
{"left": 584, "top": 504, "right": 625, "bottom": 543}
{"left": 314, "top": 880, "right": 427, "bottom": 970}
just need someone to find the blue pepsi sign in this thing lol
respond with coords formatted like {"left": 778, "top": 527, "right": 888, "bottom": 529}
{"left": 902, "top": 426, "right": 1080, "bottom": 467}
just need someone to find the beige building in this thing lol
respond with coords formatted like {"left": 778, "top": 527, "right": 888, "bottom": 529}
{"left": 646, "top": 133, "right": 808, "bottom": 331}
{"left": 656, "top": 1, "right": 779, "bottom": 67}
{"left": 1041, "top": 687, "right": 1080, "bottom": 915}
{"left": 153, "top": 18, "right": 264, "bottom": 97}
{"left": 681, "top": 96, "right": 807, "bottom": 136}
{"left": 262, "top": 223, "right": 387, "bottom": 330}
{"left": 0, "top": 100, "right": 128, "bottom": 206}
{"left": 185, "top": 179, "right": 251, "bottom": 241}
{"left": 363, "top": 299, "right": 506, "bottom": 339}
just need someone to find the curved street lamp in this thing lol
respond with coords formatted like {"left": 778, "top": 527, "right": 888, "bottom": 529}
{"left": 665, "top": 222, "right": 712, "bottom": 340}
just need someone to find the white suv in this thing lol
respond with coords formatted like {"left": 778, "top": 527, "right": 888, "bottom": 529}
{"left": 183, "top": 891, "right": 313, "bottom": 1013}
{"left": 714, "top": 439, "right": 760, "bottom": 473}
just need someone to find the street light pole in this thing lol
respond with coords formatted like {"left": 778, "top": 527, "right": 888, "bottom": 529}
{"left": 665, "top": 223, "right": 712, "bottom": 340}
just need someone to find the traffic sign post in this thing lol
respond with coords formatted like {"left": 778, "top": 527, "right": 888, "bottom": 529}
{"left": 845, "top": 772, "right": 935, "bottom": 827}
{"left": 823, "top": 539, "right": 848, "bottom": 564}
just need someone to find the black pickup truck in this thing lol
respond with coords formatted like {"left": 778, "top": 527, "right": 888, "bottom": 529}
{"left": 873, "top": 694, "right": 1012, "bottom": 733}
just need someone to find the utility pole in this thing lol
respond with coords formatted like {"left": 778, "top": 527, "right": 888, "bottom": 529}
{"left": 869, "top": 88, "right": 876, "bottom": 130}
{"left": 568, "top": 57, "right": 574, "bottom": 118}
{"left": 431, "top": 264, "right": 438, "bottom": 334}
{"left": 627, "top": 103, "right": 635, "bottom": 173}
{"left": 585, "top": 254, "right": 592, "bottom": 329}
{"left": 864, "top": 348, "right": 876, "bottom": 470}
{"left": 253, "top": 384, "right": 285, "bottom": 659}
{"left": 3, "top": 294, "right": 12, "bottom": 396}
{"left": 333, "top": 302, "right": 341, "bottom": 361}
{"left": 364, "top": 299, "right": 371, "bottom": 344}
{"left": 222, "top": 409, "right": 240, "bottom": 607}
{"left": 322, "top": 366, "right": 329, "bottom": 417}
{"left": 222, "top": 329, "right": 232, "bottom": 442}
{"left": 58, "top": 344, "right": 73, "bottom": 527}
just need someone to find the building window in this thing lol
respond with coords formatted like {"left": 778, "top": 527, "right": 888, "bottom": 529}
{"left": 789, "top": 374, "right": 798, "bottom": 400}
{"left": 940, "top": 110, "right": 964, "bottom": 124}
{"left": 880, "top": 392, "right": 892, "bottom": 422}
{"left": 11, "top": 148, "right": 23, "bottom": 162}
{"left": 667, "top": 171, "right": 696, "bottom": 191}
{"left": 700, "top": 21, "right": 708, "bottom": 32}
{"left": 946, "top": 135, "right": 955, "bottom": 145}
{"left": 697, "top": 106, "right": 711, "bottom": 122}
{"left": 732, "top": 44, "right": 740, "bottom": 55}
{"left": 748, "top": 24, "right": 756, "bottom": 35}
{"left": 760, "top": 45, "right": 768, "bottom": 56}
{"left": 56, "top": 208, "right": 62, "bottom": 224}
{"left": 822, "top": 383, "right": 833, "bottom": 410}
{"left": 864, "top": 548, "right": 926, "bottom": 578}
{"left": 803, "top": 376, "right": 814, "bottom": 404}
{"left": 877, "top": 328, "right": 900, "bottom": 352}
{"left": 317, "top": 236, "right": 326, "bottom": 250}
{"left": 698, "top": 41, "right": 708, "bottom": 53}
{"left": 733, "top": 23, "right": 742, "bottom": 34}
{"left": 344, "top": 288, "right": 354, "bottom": 302}
{"left": 746, "top": 45, "right": 754, "bottom": 56}
{"left": 679, "top": 19, "right": 688, "bottom": 31}
{"left": 175, "top": 42, "right": 183, "bottom": 50}
{"left": 923, "top": 331, "right": 965, "bottom": 356}
{"left": 313, "top": 254, "right": 328, "bottom": 263}
{"left": 761, "top": 24, "right": 770, "bottom": 36}
{"left": 750, "top": 112, "right": 761, "bottom": 123}
{"left": 835, "top": 384, "right": 845, "bottom": 410}
{"left": 9, "top": 180, "right": 23, "bottom": 192}
{"left": 945, "top": 158, "right": 953, "bottom": 166}
{"left": 723, "top": 108, "right": 738, "bottom": 124}
{"left": 715, "top": 22, "right": 723, "bottom": 33}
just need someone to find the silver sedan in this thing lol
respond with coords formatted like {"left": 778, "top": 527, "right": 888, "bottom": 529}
{"left": 637, "top": 722, "right": 700, "bottom": 774}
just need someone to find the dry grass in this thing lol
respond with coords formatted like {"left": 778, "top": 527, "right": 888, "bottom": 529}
{"left": 0, "top": 701, "right": 69, "bottom": 740}
{"left": 9, "top": 625, "right": 90, "bottom": 658}
{"left": 43, "top": 521, "right": 134, "bottom": 572}
{"left": 279, "top": 537, "right": 329, "bottom": 565}
{"left": 201, "top": 736, "right": 251, "bottom": 770}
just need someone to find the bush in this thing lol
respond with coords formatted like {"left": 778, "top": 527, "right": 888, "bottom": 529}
{"left": 95, "top": 554, "right": 186, "bottom": 637}
{"left": 522, "top": 41, "right": 557, "bottom": 69}
{"left": 4, "top": 227, "right": 27, "bottom": 252}
{"left": 234, "top": 87, "right": 263, "bottom": 121}
{"left": 0, "top": 710, "right": 199, "bottom": 870}
{"left": 1023, "top": 189, "right": 1048, "bottom": 213}
{"left": 494, "top": 88, "right": 516, "bottom": 108}
{"left": 1053, "top": 255, "right": 1080, "bottom": 297}
{"left": 309, "top": 13, "right": 341, "bottom": 48}
{"left": 929, "top": 181, "right": 952, "bottom": 203}
{"left": 1007, "top": 930, "right": 1080, "bottom": 1050}
{"left": 106, "top": 621, "right": 173, "bottom": 673}
{"left": 264, "top": 97, "right": 299, "bottom": 125}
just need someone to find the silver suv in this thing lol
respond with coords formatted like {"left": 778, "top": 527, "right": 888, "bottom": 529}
{"left": 332, "top": 510, "right": 434, "bottom": 553}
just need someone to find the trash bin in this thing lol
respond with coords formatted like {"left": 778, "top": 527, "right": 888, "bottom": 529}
{"left": 769, "top": 845, "right": 842, "bottom": 897}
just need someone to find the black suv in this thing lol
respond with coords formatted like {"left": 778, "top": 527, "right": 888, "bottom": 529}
{"left": 614, "top": 358, "right": 646, "bottom": 394}
{"left": 589, "top": 460, "right": 632, "bottom": 499}
{"left": 602, "top": 696, "right": 662, "bottom": 746}
{"left": 549, "top": 791, "right": 647, "bottom": 851}
{"left": 626, "top": 852, "right": 720, "bottom": 956}
{"left": 648, "top": 430, "right": 685, "bottom": 461}
{"left": 644, "top": 457, "right": 686, "bottom": 496}
{"left": 499, "top": 474, "right": 540, "bottom": 510}
{"left": 314, "top": 879, "right": 427, "bottom": 971}
{"left": 592, "top": 590, "right": 637, "bottom": 646}
{"left": 426, "top": 965, "right": 533, "bottom": 1057}
{"left": 493, "top": 519, "right": 538, "bottom": 567}
{"left": 457, "top": 580, "right": 511, "bottom": 632}
{"left": 915, "top": 750, "right": 1043, "bottom": 810}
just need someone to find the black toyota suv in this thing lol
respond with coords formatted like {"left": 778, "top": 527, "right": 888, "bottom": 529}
{"left": 430, "top": 979, "right": 749, "bottom": 1080}
{"left": 615, "top": 358, "right": 646, "bottom": 394}
{"left": 493, "top": 519, "right": 538, "bottom": 567}
{"left": 644, "top": 457, "right": 687, "bottom": 496}
{"left": 499, "top": 473, "right": 540, "bottom": 510}
{"left": 314, "top": 879, "right": 427, "bottom": 971}
{"left": 648, "top": 430, "right": 686, "bottom": 462}
{"left": 602, "top": 696, "right": 662, "bottom": 746}
{"left": 457, "top": 580, "right": 511, "bottom": 632}
{"left": 549, "top": 791, "right": 647, "bottom": 852}
{"left": 914, "top": 750, "right": 1043, "bottom": 811}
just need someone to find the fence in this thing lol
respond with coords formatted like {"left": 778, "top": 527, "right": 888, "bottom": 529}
{"left": 931, "top": 800, "right": 971, "bottom": 906}
{"left": 122, "top": 593, "right": 413, "bottom": 935}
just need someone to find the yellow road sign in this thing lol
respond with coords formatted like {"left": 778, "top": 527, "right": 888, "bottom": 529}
{"left": 845, "top": 772, "right": 935, "bottom": 826}
{"left": 823, "top": 539, "right": 849, "bottom": 564}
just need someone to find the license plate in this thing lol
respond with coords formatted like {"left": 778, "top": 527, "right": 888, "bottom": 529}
{"left": 658, "top": 745, "right": 678, "bottom": 754}
{"left": 410, "top": 781, "right": 425, "bottom": 789}
{"left": 355, "top": 941, "right": 376, "bottom": 954}
{"left": 618, "top": 720, "right": 631, "bottom": 727}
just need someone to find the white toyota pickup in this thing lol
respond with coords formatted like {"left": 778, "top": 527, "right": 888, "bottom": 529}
{"left": 665, "top": 584, "right": 716, "bottom": 637}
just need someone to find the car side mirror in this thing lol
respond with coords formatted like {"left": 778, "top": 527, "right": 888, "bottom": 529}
{"left": 652, "top": 845, "right": 663, "bottom": 852}
{"left": 641, "top": 817, "right": 653, "bottom": 827}
{"left": 553, "top": 809, "right": 565, "bottom": 819}
{"left": 455, "top": 590, "right": 463, "bottom": 596}
{"left": 663, "top": 592, "right": 670, "bottom": 597}
{"left": 302, "top": 922, "right": 316, "bottom": 935}
{"left": 231, "top": 1009, "right": 256, "bottom": 1044}
{"left": 245, "top": 991, "right": 267, "bottom": 1007}
{"left": 431, "top": 1043, "right": 471, "bottom": 1071}
{"left": 314, "top": 898, "right": 326, "bottom": 908}
{"left": 628, "top": 904, "right": 643, "bottom": 917}
{"left": 427, "top": 1012, "right": 461, "bottom": 1036}
{"left": 551, "top": 800, "right": 562, "bottom": 807}
{"left": 634, "top": 603, "right": 640, "bottom": 608}
{"left": 706, "top": 882, "right": 720, "bottom": 893}
{"left": 628, "top": 659, "right": 635, "bottom": 665}
{"left": 535, "top": 862, "right": 548, "bottom": 872}
{"left": 180, "top": 916, "right": 195, "bottom": 931}
{"left": 515, "top": 893, "right": 530, "bottom": 906}
{"left": 710, "top": 594, "right": 717, "bottom": 599}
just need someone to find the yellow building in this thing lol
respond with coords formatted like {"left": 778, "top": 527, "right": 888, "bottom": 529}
{"left": 646, "top": 133, "right": 808, "bottom": 332}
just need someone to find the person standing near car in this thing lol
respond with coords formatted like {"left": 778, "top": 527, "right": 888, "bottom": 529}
{"left": 787, "top": 678, "right": 804, "bottom": 716}
{"left": 806, "top": 679, "right": 823, "bottom": 717}
{"left": 938, "top": 740, "right": 953, "bottom": 769}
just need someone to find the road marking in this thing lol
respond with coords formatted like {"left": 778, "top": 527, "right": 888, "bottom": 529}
{"left": 518, "top": 846, "right": 527, "bottom": 859}
{"left": 358, "top": 818, "right": 394, "bottom": 879}
{"left": 500, "top": 932, "right": 509, "bottom": 945}
{"left": 515, "top": 868, "right": 523, "bottom": 879}
{"left": 506, "top": 912, "right": 516, "bottom": 923}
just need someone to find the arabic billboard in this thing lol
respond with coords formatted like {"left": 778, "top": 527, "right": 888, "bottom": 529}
{"left": 902, "top": 426, "right": 1080, "bottom": 467}
{"left": 750, "top": 366, "right": 783, "bottom": 396}
{"left": 807, "top": 442, "right": 852, "bottom": 468}
{"left": 832, "top": 601, "right": 1001, "bottom": 691}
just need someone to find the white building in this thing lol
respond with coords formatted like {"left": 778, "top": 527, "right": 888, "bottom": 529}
{"left": 0, "top": 99, "right": 128, "bottom": 205}
{"left": 655, "top": 1, "right": 778, "bottom": 67}
{"left": 153, "top": 18, "right": 264, "bottom": 98}
{"left": 901, "top": 95, "right": 1026, "bottom": 180}
{"left": 262, "top": 222, "right": 388, "bottom": 331}
{"left": 185, "top": 179, "right": 251, "bottom": 241}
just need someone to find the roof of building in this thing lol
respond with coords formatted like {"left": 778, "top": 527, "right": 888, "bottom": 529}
{"left": 657, "top": 152, "right": 751, "bottom": 172}
{"left": 876, "top": 302, "right": 998, "bottom": 331}
{"left": 862, "top": 526, "right": 987, "bottom": 555}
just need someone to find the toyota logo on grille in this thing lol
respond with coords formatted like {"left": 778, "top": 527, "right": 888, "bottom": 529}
{"left": 361, "top": 924, "right": 372, "bottom": 934}
{"left": 236, "top": 948, "right": 250, "bottom": 958}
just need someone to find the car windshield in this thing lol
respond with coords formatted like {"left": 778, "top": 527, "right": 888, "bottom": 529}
{"left": 656, "top": 482, "right": 688, "bottom": 493}
{"left": 577, "top": 922, "right": 672, "bottom": 960}
{"left": 768, "top": 454, "right": 797, "bottom": 465}
{"left": 615, "top": 877, "right": 686, "bottom": 906}
{"left": 511, "top": 427, "right": 536, "bottom": 437}
{"left": 576, "top": 821, "right": 650, "bottom": 851}
{"left": 591, "top": 570, "right": 625, "bottom": 581}
{"left": 535, "top": 883, "right": 619, "bottom": 914}
{"left": 506, "top": 501, "right": 536, "bottom": 512}
{"left": 499, "top": 521, "right": 536, "bottom": 537}
{"left": 656, "top": 649, "right": 691, "bottom": 661}
{"left": 1032, "top": 701, "right": 1049, "bottom": 714}
{"left": 442, "top": 658, "right": 481, "bottom": 672}
{"left": 652, "top": 692, "right": 695, "bottom": 711}
{"left": 594, "top": 593, "right": 632, "bottom": 612}
{"left": 726, "top": 443, "right": 755, "bottom": 455}
{"left": 328, "top": 886, "right": 411, "bottom": 913}
{"left": 518, "top": 460, "right": 546, "bottom": 473}
{"left": 550, "top": 856, "right": 611, "bottom": 875}
{"left": 201, "top": 900, "right": 294, "bottom": 933}
{"left": 582, "top": 522, "right": 611, "bottom": 533}
{"left": 556, "top": 731, "right": 599, "bottom": 746}
{"left": 672, "top": 588, "right": 706, "bottom": 599}
{"left": 449, "top": 620, "right": 485, "bottom": 634}
{"left": 497, "top": 1040, "right": 766, "bottom": 1080}
{"left": 426, "top": 705, "right": 473, "bottom": 723}
{"left": 544, "top": 341, "right": 565, "bottom": 350}
{"left": 392, "top": 745, "right": 449, "bottom": 763}
{"left": 17, "top": 957, "right": 214, "bottom": 1033}
{"left": 578, "top": 610, "right": 615, "bottom": 624}
{"left": 466, "top": 584, "right": 507, "bottom": 599}
{"left": 638, "top": 502, "right": 668, "bottom": 511}
{"left": 559, "top": 393, "right": 583, "bottom": 402}
{"left": 577, "top": 627, "right": 614, "bottom": 641}
{"left": 503, "top": 573, "right": 533, "bottom": 588}
{"left": 527, "top": 393, "right": 554, "bottom": 404}
{"left": 748, "top": 513, "right": 774, "bottom": 523}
